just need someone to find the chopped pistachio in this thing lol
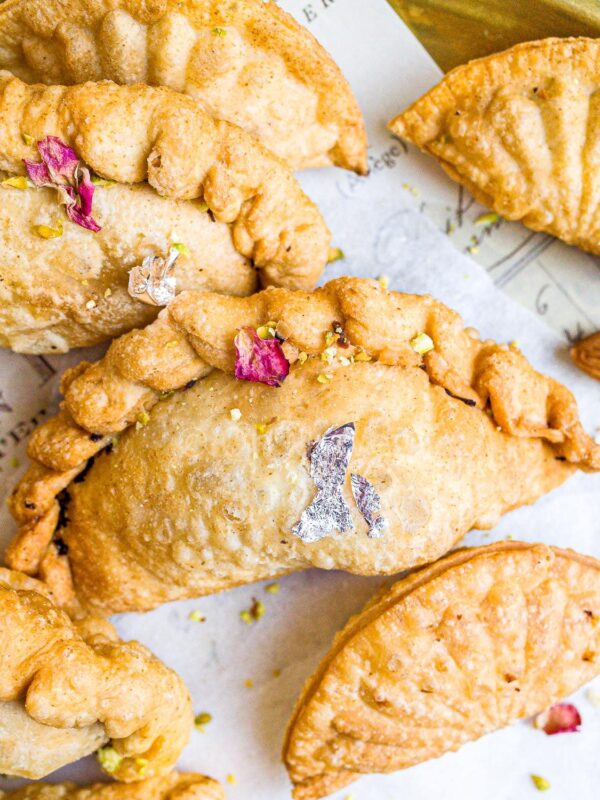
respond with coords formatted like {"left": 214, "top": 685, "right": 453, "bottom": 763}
{"left": 226, "top": 774, "right": 237, "bottom": 786}
{"left": 256, "top": 422, "right": 268, "bottom": 435}
{"left": 325, "top": 331, "right": 338, "bottom": 347}
{"left": 2, "top": 176, "right": 28, "bottom": 190}
{"left": 298, "top": 352, "right": 308, "bottom": 364}
{"left": 251, "top": 599, "right": 265, "bottom": 620}
{"left": 172, "top": 242, "right": 190, "bottom": 256}
{"left": 195, "top": 200, "right": 209, "bottom": 212}
{"left": 212, "top": 26, "right": 227, "bottom": 36}
{"left": 22, "top": 133, "right": 35, "bottom": 146}
{"left": 230, "top": 408, "right": 242, "bottom": 422}
{"left": 272, "top": 668, "right": 282, "bottom": 678}
{"left": 530, "top": 775, "right": 551, "bottom": 791}
{"left": 9, "top": 456, "right": 19, "bottom": 469}
{"left": 265, "top": 583, "right": 280, "bottom": 594}
{"left": 475, "top": 211, "right": 500, "bottom": 226}
{"left": 410, "top": 332, "right": 434, "bottom": 355}
{"left": 317, "top": 373, "right": 331, "bottom": 384}
{"left": 240, "top": 609, "right": 252, "bottom": 624}
{"left": 34, "top": 221, "right": 63, "bottom": 239}
{"left": 81, "top": 279, "right": 89, "bottom": 286}
{"left": 353, "top": 350, "right": 371, "bottom": 362}
{"left": 321, "top": 346, "right": 337, "bottom": 364}
{"left": 97, "top": 745, "right": 122, "bottom": 773}
{"left": 135, "top": 758, "right": 149, "bottom": 776}
{"left": 327, "top": 246, "right": 345, "bottom": 263}
{"left": 85, "top": 299, "right": 97, "bottom": 310}
{"left": 91, "top": 177, "right": 117, "bottom": 187}
{"left": 194, "top": 711, "right": 212, "bottom": 730}
{"left": 244, "top": 678, "right": 253, "bottom": 688}
{"left": 257, "top": 324, "right": 277, "bottom": 340}
{"left": 509, "top": 340, "right": 520, "bottom": 350}
{"left": 189, "top": 609, "right": 206, "bottom": 622}
{"left": 137, "top": 411, "right": 150, "bottom": 427}
{"left": 103, "top": 288, "right": 112, "bottom": 298}
{"left": 378, "top": 274, "right": 389, "bottom": 290}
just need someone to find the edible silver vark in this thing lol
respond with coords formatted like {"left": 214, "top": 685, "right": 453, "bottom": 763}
{"left": 292, "top": 423, "right": 355, "bottom": 543}
{"left": 351, "top": 473, "right": 388, "bottom": 538}
{"left": 128, "top": 247, "right": 179, "bottom": 306}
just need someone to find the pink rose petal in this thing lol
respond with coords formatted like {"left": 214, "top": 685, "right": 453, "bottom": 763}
{"left": 234, "top": 327, "right": 290, "bottom": 387}
{"left": 23, "top": 159, "right": 51, "bottom": 186}
{"left": 66, "top": 202, "right": 102, "bottom": 232}
{"left": 77, "top": 167, "right": 95, "bottom": 216}
{"left": 535, "top": 703, "right": 581, "bottom": 735}
{"left": 37, "top": 136, "right": 79, "bottom": 184}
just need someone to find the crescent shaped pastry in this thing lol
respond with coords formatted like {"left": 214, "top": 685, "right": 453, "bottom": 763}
{"left": 389, "top": 37, "right": 600, "bottom": 255}
{"left": 0, "top": 774, "right": 224, "bottom": 800}
{"left": 0, "top": 0, "right": 367, "bottom": 173}
{"left": 0, "top": 71, "right": 330, "bottom": 353}
{"left": 283, "top": 541, "right": 600, "bottom": 799}
{"left": 6, "top": 278, "right": 599, "bottom": 614}
{"left": 0, "top": 567, "right": 193, "bottom": 781}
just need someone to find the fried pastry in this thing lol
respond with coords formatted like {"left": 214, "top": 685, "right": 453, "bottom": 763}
{"left": 6, "top": 278, "right": 599, "bottom": 614}
{"left": 0, "top": 71, "right": 330, "bottom": 353}
{"left": 389, "top": 37, "right": 600, "bottom": 255}
{"left": 0, "top": 567, "right": 192, "bottom": 780}
{"left": 283, "top": 541, "right": 600, "bottom": 799}
{"left": 0, "top": 0, "right": 367, "bottom": 173}
{"left": 0, "top": 774, "right": 224, "bottom": 800}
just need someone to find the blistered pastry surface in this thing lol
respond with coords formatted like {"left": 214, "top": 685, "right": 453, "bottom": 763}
{"left": 284, "top": 543, "right": 600, "bottom": 799}
{"left": 0, "top": 0, "right": 367, "bottom": 172}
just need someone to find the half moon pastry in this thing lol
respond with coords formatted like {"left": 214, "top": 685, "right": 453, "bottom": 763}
{"left": 390, "top": 37, "right": 600, "bottom": 255}
{"left": 6, "top": 278, "right": 599, "bottom": 614}
{"left": 283, "top": 541, "right": 600, "bottom": 799}
{"left": 0, "top": 567, "right": 193, "bottom": 781}
{"left": 0, "top": 71, "right": 330, "bottom": 353}
{"left": 0, "top": 774, "right": 225, "bottom": 800}
{"left": 0, "top": 0, "right": 367, "bottom": 173}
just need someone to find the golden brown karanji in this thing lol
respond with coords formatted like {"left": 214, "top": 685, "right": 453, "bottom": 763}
{"left": 0, "top": 0, "right": 367, "bottom": 173}
{"left": 283, "top": 541, "right": 600, "bottom": 799}
{"left": 0, "top": 774, "right": 224, "bottom": 800}
{"left": 6, "top": 278, "right": 599, "bottom": 614}
{"left": 389, "top": 37, "right": 600, "bottom": 255}
{"left": 0, "top": 567, "right": 193, "bottom": 781}
{"left": 0, "top": 71, "right": 330, "bottom": 353}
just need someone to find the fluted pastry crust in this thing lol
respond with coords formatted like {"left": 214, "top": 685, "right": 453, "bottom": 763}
{"left": 390, "top": 37, "right": 600, "bottom": 255}
{"left": 0, "top": 568, "right": 193, "bottom": 781}
{"left": 0, "top": 71, "right": 330, "bottom": 352}
{"left": 284, "top": 542, "right": 600, "bottom": 799}
{"left": 0, "top": 774, "right": 224, "bottom": 800}
{"left": 0, "top": 0, "right": 367, "bottom": 173}
{"left": 6, "top": 278, "right": 598, "bottom": 613}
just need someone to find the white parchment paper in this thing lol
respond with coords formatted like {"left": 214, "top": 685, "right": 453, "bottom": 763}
{"left": 0, "top": 1, "right": 599, "bottom": 798}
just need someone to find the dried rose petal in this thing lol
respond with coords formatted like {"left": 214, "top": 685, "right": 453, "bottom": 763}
{"left": 37, "top": 136, "right": 79, "bottom": 184}
{"left": 535, "top": 703, "right": 581, "bottom": 735}
{"left": 24, "top": 159, "right": 52, "bottom": 186}
{"left": 77, "top": 168, "right": 95, "bottom": 216}
{"left": 234, "top": 327, "right": 289, "bottom": 387}
{"left": 23, "top": 138, "right": 101, "bottom": 232}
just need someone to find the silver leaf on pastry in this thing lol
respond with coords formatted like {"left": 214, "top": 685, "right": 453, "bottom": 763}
{"left": 292, "top": 423, "right": 355, "bottom": 543}
{"left": 351, "top": 473, "right": 388, "bottom": 538}
{"left": 127, "top": 247, "right": 179, "bottom": 306}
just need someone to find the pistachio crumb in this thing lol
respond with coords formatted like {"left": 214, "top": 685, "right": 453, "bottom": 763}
{"left": 265, "top": 583, "right": 280, "bottom": 594}
{"left": 475, "top": 211, "right": 500, "bottom": 226}
{"left": 226, "top": 774, "right": 237, "bottom": 786}
{"left": 2, "top": 176, "right": 28, "bottom": 190}
{"left": 410, "top": 332, "right": 434, "bottom": 355}
{"left": 189, "top": 609, "right": 205, "bottom": 622}
{"left": 256, "top": 422, "right": 268, "bottom": 435}
{"left": 230, "top": 408, "right": 242, "bottom": 422}
{"left": 97, "top": 745, "right": 122, "bottom": 774}
{"left": 9, "top": 456, "right": 19, "bottom": 469}
{"left": 244, "top": 678, "right": 253, "bottom": 688}
{"left": 22, "top": 133, "right": 35, "bottom": 146}
{"left": 327, "top": 246, "right": 345, "bottom": 263}
{"left": 34, "top": 221, "right": 63, "bottom": 239}
{"left": 298, "top": 352, "right": 308, "bottom": 364}
{"left": 353, "top": 350, "right": 371, "bottom": 362}
{"left": 172, "top": 242, "right": 190, "bottom": 256}
{"left": 531, "top": 774, "right": 551, "bottom": 791}
{"left": 85, "top": 299, "right": 97, "bottom": 310}
{"left": 378, "top": 275, "right": 389, "bottom": 290}
{"left": 240, "top": 610, "right": 252, "bottom": 624}
{"left": 272, "top": 668, "right": 282, "bottom": 678}
{"left": 509, "top": 340, "right": 520, "bottom": 350}
{"left": 135, "top": 758, "right": 149, "bottom": 777}
{"left": 194, "top": 711, "right": 212, "bottom": 730}
{"left": 137, "top": 411, "right": 150, "bottom": 427}
{"left": 212, "top": 26, "right": 227, "bottom": 36}
{"left": 317, "top": 373, "right": 331, "bottom": 384}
